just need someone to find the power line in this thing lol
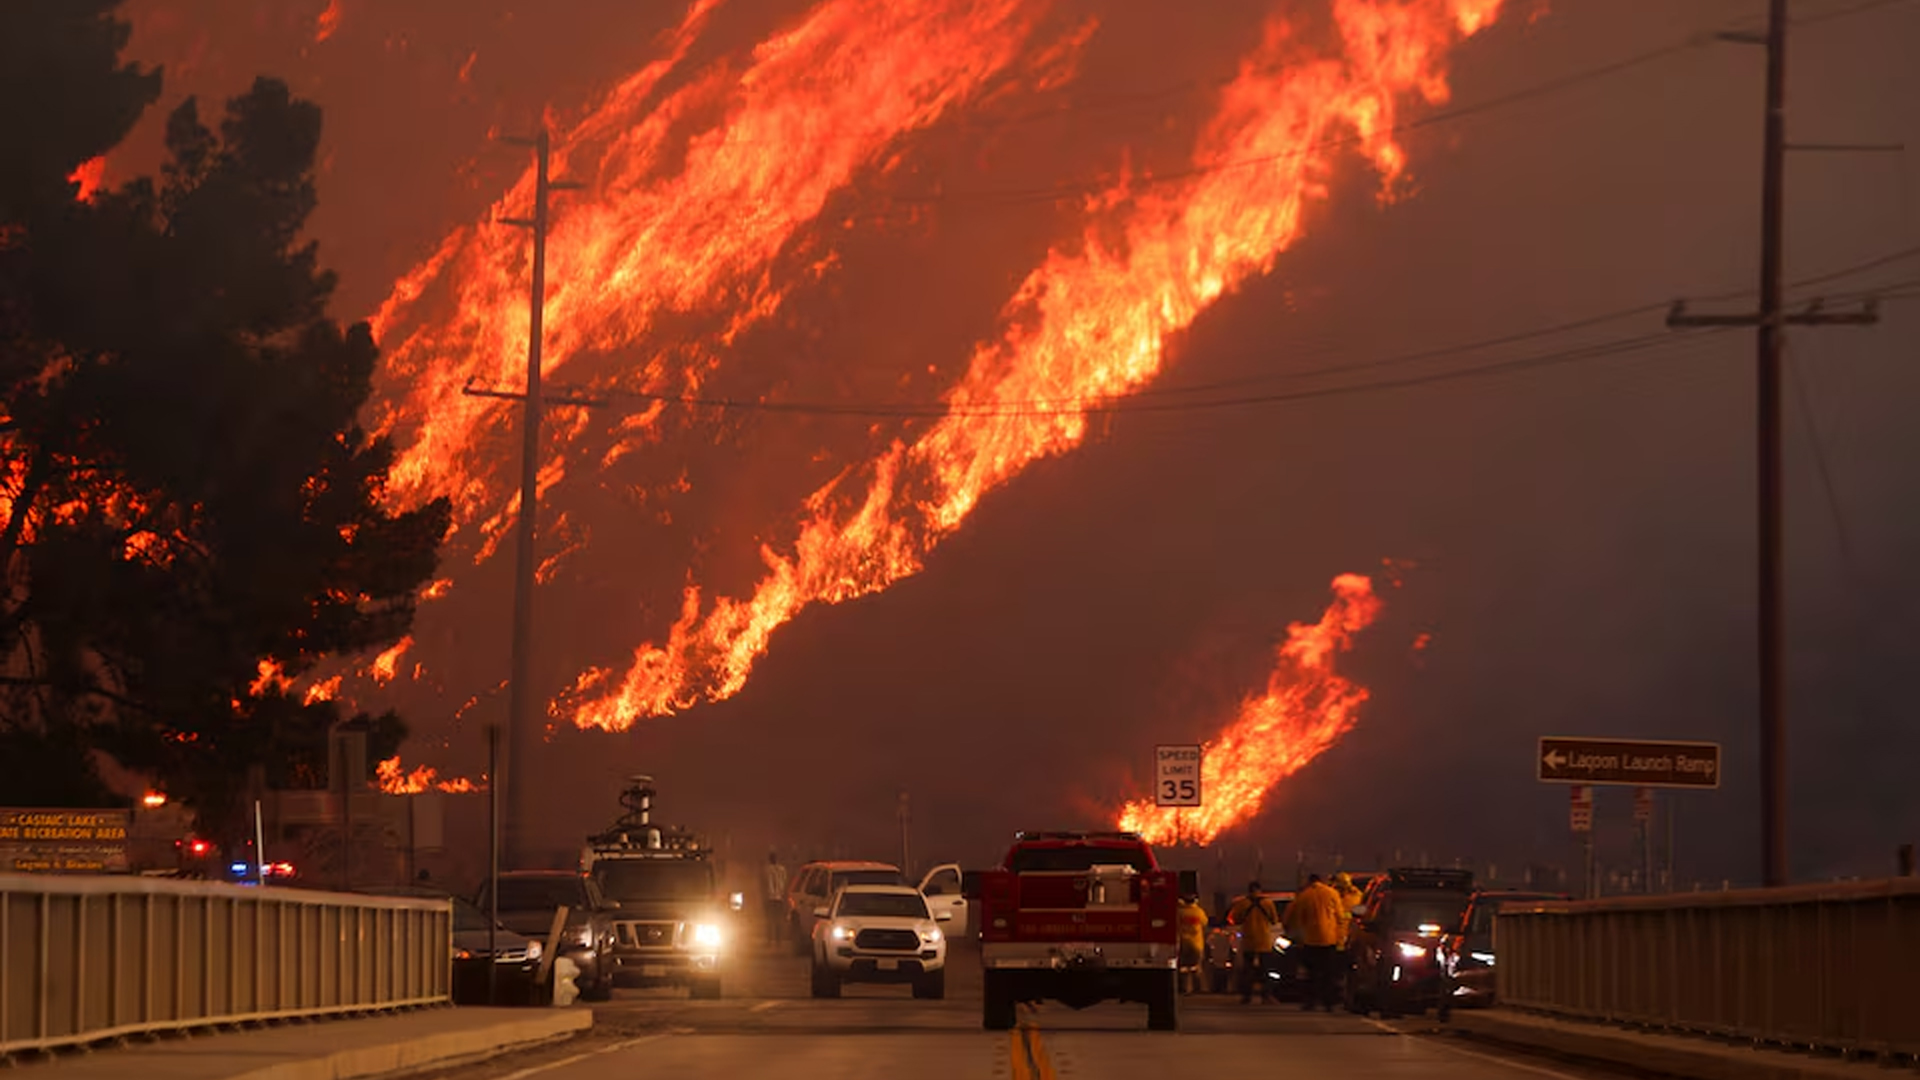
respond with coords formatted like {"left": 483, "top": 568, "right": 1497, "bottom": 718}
{"left": 585, "top": 325, "right": 1739, "bottom": 421}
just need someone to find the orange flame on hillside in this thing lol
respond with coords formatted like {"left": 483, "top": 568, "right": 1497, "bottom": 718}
{"left": 368, "top": 635, "right": 412, "bottom": 685}
{"left": 1117, "top": 572, "right": 1383, "bottom": 845}
{"left": 69, "top": 157, "right": 107, "bottom": 203}
{"left": 375, "top": 755, "right": 484, "bottom": 794}
{"left": 314, "top": 0, "right": 343, "bottom": 43}
{"left": 371, "top": 0, "right": 1057, "bottom": 528}
{"left": 565, "top": 0, "right": 1502, "bottom": 730}
{"left": 302, "top": 675, "right": 342, "bottom": 705}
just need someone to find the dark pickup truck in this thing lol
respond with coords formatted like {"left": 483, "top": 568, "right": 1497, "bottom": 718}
{"left": 971, "top": 831, "right": 1186, "bottom": 1031}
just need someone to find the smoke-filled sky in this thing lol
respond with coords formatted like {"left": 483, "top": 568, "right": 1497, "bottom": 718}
{"left": 107, "top": 0, "right": 1920, "bottom": 886}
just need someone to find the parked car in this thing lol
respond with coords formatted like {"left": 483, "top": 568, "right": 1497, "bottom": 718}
{"left": 1344, "top": 867, "right": 1477, "bottom": 1018}
{"left": 1437, "top": 889, "right": 1567, "bottom": 1009}
{"left": 786, "top": 860, "right": 905, "bottom": 954}
{"left": 475, "top": 870, "right": 620, "bottom": 1001}
{"left": 360, "top": 885, "right": 544, "bottom": 1005}
{"left": 809, "top": 884, "right": 949, "bottom": 999}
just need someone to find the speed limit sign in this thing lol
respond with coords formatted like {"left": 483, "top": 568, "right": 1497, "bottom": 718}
{"left": 1155, "top": 745, "right": 1202, "bottom": 807}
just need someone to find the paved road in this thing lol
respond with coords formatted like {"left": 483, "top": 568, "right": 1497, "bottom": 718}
{"left": 423, "top": 945, "right": 1622, "bottom": 1080}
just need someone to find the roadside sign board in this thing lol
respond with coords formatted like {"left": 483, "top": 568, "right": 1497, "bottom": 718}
{"left": 1154, "top": 745, "right": 1202, "bottom": 807}
{"left": 0, "top": 808, "right": 131, "bottom": 874}
{"left": 1537, "top": 736, "right": 1721, "bottom": 789}
{"left": 1569, "top": 786, "right": 1593, "bottom": 833}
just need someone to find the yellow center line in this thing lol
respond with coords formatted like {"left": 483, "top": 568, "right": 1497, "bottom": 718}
{"left": 1008, "top": 1011, "right": 1057, "bottom": 1080}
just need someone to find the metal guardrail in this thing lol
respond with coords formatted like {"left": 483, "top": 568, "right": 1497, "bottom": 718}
{"left": 1497, "top": 877, "right": 1920, "bottom": 1058}
{"left": 0, "top": 873, "right": 451, "bottom": 1056}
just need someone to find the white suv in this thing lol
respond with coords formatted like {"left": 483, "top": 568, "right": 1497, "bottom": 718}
{"left": 810, "top": 884, "right": 949, "bottom": 999}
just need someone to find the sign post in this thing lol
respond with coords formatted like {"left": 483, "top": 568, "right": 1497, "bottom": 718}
{"left": 1155, "top": 745, "right": 1201, "bottom": 847}
{"left": 1537, "top": 737, "right": 1721, "bottom": 789}
{"left": 1539, "top": 737, "right": 1719, "bottom": 899}
{"left": 1154, "top": 746, "right": 1202, "bottom": 808}
{"left": 1568, "top": 786, "right": 1594, "bottom": 899}
{"left": 0, "top": 809, "right": 132, "bottom": 874}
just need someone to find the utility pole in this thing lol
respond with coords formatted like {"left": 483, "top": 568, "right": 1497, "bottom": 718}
{"left": 467, "top": 129, "right": 592, "bottom": 867}
{"left": 1668, "top": 0, "right": 1879, "bottom": 888}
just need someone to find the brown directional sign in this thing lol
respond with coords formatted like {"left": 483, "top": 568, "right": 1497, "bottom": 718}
{"left": 0, "top": 808, "right": 131, "bottom": 873}
{"left": 1537, "top": 737, "right": 1721, "bottom": 789}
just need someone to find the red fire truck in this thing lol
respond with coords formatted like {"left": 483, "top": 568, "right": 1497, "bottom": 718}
{"left": 969, "top": 830, "right": 1188, "bottom": 1031}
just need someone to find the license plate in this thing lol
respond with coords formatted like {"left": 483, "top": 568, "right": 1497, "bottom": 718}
{"left": 640, "top": 965, "right": 666, "bottom": 978}
{"left": 877, "top": 959, "right": 899, "bottom": 971}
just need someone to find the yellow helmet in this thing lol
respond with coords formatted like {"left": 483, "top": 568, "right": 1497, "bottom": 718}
{"left": 1334, "top": 871, "right": 1353, "bottom": 887}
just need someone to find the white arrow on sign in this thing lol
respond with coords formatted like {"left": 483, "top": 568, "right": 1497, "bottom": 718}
{"left": 1543, "top": 750, "right": 1568, "bottom": 770}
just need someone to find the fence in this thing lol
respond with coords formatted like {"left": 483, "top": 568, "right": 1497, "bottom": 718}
{"left": 0, "top": 873, "right": 451, "bottom": 1056}
{"left": 1497, "top": 877, "right": 1920, "bottom": 1058}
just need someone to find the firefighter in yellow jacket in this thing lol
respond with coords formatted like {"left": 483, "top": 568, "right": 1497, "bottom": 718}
{"left": 1282, "top": 874, "right": 1346, "bottom": 1011}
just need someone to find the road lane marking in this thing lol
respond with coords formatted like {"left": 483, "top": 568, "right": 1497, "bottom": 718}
{"left": 1361, "top": 1018, "right": 1589, "bottom": 1080}
{"left": 493, "top": 1033, "right": 669, "bottom": 1080}
{"left": 749, "top": 1000, "right": 782, "bottom": 1013}
{"left": 1007, "top": 1031, "right": 1032, "bottom": 1080}
{"left": 1016, "top": 1017, "right": 1057, "bottom": 1080}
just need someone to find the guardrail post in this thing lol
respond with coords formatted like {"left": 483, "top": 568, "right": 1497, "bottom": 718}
{"left": 36, "top": 893, "right": 49, "bottom": 1041}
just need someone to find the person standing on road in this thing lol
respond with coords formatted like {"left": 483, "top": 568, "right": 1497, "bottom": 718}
{"left": 1176, "top": 894, "right": 1208, "bottom": 994}
{"left": 1226, "top": 881, "right": 1281, "bottom": 1004}
{"left": 1282, "top": 873, "right": 1345, "bottom": 1012}
{"left": 762, "top": 851, "right": 789, "bottom": 948}
{"left": 1332, "top": 871, "right": 1364, "bottom": 947}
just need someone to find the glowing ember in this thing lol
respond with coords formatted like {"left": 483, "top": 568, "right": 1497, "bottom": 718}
{"left": 249, "top": 659, "right": 292, "bottom": 698}
{"left": 565, "top": 0, "right": 1502, "bottom": 730}
{"left": 69, "top": 156, "right": 107, "bottom": 203}
{"left": 375, "top": 755, "right": 485, "bottom": 794}
{"left": 371, "top": 0, "right": 1057, "bottom": 536}
{"left": 367, "top": 635, "right": 412, "bottom": 685}
{"left": 314, "top": 0, "right": 343, "bottom": 43}
{"left": 302, "top": 675, "right": 343, "bottom": 705}
{"left": 1117, "top": 572, "right": 1382, "bottom": 844}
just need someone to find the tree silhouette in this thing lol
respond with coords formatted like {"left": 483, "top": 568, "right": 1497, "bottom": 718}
{"left": 0, "top": 2, "right": 451, "bottom": 838}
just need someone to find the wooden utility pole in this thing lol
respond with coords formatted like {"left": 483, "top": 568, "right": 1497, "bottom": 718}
{"left": 466, "top": 129, "right": 592, "bottom": 868}
{"left": 1668, "top": 0, "right": 1878, "bottom": 887}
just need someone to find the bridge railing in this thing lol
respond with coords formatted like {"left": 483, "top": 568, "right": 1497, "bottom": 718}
{"left": 0, "top": 873, "right": 451, "bottom": 1056}
{"left": 1497, "top": 877, "right": 1920, "bottom": 1058}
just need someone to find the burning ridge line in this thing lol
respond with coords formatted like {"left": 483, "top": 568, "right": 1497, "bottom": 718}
{"left": 563, "top": 0, "right": 1505, "bottom": 731}
{"left": 1117, "top": 571, "right": 1385, "bottom": 845}
{"left": 370, "top": 0, "right": 1062, "bottom": 542}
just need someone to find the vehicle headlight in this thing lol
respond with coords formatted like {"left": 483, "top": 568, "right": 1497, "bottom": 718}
{"left": 454, "top": 948, "right": 474, "bottom": 960}
{"left": 1274, "top": 935, "right": 1292, "bottom": 951}
{"left": 692, "top": 922, "right": 723, "bottom": 948}
{"left": 1470, "top": 951, "right": 1495, "bottom": 966}
{"left": 920, "top": 927, "right": 943, "bottom": 944}
{"left": 1417, "top": 923, "right": 1444, "bottom": 937}
{"left": 1397, "top": 942, "right": 1429, "bottom": 960}
{"left": 831, "top": 924, "right": 854, "bottom": 941}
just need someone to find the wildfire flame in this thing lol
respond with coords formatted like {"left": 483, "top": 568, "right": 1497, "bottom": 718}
{"left": 371, "top": 0, "right": 1057, "bottom": 529}
{"left": 69, "top": 156, "right": 107, "bottom": 203}
{"left": 314, "top": 0, "right": 343, "bottom": 44}
{"left": 1117, "top": 572, "right": 1383, "bottom": 845}
{"left": 367, "top": 635, "right": 412, "bottom": 686}
{"left": 374, "top": 755, "right": 484, "bottom": 795}
{"left": 565, "top": 0, "right": 1503, "bottom": 730}
{"left": 301, "top": 674, "right": 342, "bottom": 705}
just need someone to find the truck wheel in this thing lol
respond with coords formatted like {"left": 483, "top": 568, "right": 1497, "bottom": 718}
{"left": 912, "top": 968, "right": 946, "bottom": 1001}
{"left": 981, "top": 971, "right": 1016, "bottom": 1030}
{"left": 689, "top": 975, "right": 722, "bottom": 1000}
{"left": 809, "top": 963, "right": 841, "bottom": 999}
{"left": 1145, "top": 971, "right": 1178, "bottom": 1031}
